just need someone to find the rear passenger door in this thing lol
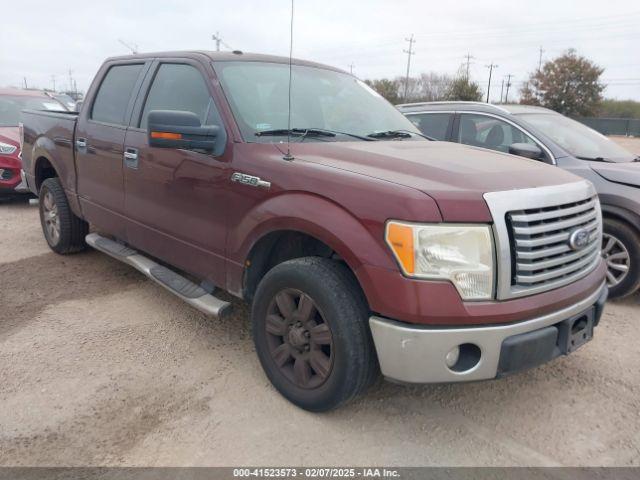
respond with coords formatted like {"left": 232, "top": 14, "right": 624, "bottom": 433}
{"left": 76, "top": 61, "right": 149, "bottom": 238}
{"left": 404, "top": 112, "right": 454, "bottom": 140}
{"left": 122, "top": 59, "right": 230, "bottom": 288}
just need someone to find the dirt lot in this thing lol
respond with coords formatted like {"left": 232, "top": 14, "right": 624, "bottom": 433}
{"left": 1, "top": 138, "right": 639, "bottom": 467}
{"left": 610, "top": 135, "right": 640, "bottom": 155}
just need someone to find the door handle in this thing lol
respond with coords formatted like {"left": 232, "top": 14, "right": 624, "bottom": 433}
{"left": 76, "top": 138, "right": 87, "bottom": 149}
{"left": 124, "top": 147, "right": 139, "bottom": 169}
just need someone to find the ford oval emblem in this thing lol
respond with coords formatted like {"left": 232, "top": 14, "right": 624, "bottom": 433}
{"left": 568, "top": 228, "right": 590, "bottom": 251}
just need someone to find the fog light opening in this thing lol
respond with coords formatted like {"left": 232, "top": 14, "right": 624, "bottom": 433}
{"left": 447, "top": 343, "right": 481, "bottom": 373}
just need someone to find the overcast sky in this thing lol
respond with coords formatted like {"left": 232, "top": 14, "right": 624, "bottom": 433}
{"left": 1, "top": 0, "right": 639, "bottom": 101}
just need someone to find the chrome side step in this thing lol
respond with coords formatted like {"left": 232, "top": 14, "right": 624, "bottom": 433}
{"left": 86, "top": 233, "right": 232, "bottom": 319}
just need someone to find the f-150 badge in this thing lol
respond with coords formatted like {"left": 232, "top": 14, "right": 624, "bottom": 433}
{"left": 231, "top": 172, "right": 271, "bottom": 189}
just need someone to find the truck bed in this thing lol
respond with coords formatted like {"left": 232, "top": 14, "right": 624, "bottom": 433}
{"left": 21, "top": 109, "right": 78, "bottom": 197}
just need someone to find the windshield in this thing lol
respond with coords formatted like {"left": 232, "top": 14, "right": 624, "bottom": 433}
{"left": 214, "top": 61, "right": 420, "bottom": 142}
{"left": 0, "top": 95, "right": 66, "bottom": 127}
{"left": 517, "top": 112, "right": 636, "bottom": 162}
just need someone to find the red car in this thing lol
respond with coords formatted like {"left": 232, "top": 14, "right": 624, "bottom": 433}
{"left": 0, "top": 88, "right": 66, "bottom": 197}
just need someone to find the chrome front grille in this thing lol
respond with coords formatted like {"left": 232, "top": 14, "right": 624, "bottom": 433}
{"left": 484, "top": 181, "right": 603, "bottom": 300}
{"left": 507, "top": 197, "right": 601, "bottom": 288}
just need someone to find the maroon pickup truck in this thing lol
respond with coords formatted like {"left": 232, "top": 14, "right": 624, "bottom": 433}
{"left": 21, "top": 51, "right": 607, "bottom": 411}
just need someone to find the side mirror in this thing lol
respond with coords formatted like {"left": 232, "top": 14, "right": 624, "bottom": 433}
{"left": 147, "top": 110, "right": 219, "bottom": 151}
{"left": 509, "top": 143, "right": 542, "bottom": 160}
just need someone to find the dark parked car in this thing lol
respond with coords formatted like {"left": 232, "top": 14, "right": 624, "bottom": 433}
{"left": 21, "top": 52, "right": 606, "bottom": 410}
{"left": 398, "top": 101, "right": 640, "bottom": 298}
{"left": 0, "top": 88, "right": 67, "bottom": 198}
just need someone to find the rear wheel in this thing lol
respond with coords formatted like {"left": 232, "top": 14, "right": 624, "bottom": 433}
{"left": 251, "top": 257, "right": 378, "bottom": 411}
{"left": 39, "top": 177, "right": 88, "bottom": 254}
{"left": 602, "top": 217, "right": 640, "bottom": 298}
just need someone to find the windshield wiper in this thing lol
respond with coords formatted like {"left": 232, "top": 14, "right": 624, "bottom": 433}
{"left": 576, "top": 156, "right": 607, "bottom": 162}
{"left": 255, "top": 128, "right": 334, "bottom": 138}
{"left": 255, "top": 128, "right": 373, "bottom": 141}
{"left": 367, "top": 129, "right": 430, "bottom": 140}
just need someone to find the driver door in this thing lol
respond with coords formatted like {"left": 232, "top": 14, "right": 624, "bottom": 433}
{"left": 122, "top": 59, "right": 230, "bottom": 288}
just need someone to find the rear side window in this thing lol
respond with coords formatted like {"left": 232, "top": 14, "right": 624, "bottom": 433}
{"left": 91, "top": 64, "right": 144, "bottom": 125}
{"left": 406, "top": 113, "right": 452, "bottom": 140}
{"left": 139, "top": 63, "right": 221, "bottom": 130}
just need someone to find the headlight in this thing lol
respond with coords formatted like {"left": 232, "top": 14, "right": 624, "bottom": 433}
{"left": 0, "top": 142, "right": 17, "bottom": 155}
{"left": 385, "top": 221, "right": 495, "bottom": 300}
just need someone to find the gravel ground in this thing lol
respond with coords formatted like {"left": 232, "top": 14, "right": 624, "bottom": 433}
{"left": 1, "top": 138, "right": 639, "bottom": 467}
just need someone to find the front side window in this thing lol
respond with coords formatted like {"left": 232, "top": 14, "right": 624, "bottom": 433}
{"left": 91, "top": 64, "right": 144, "bottom": 125}
{"left": 214, "top": 61, "right": 420, "bottom": 142}
{"left": 458, "top": 113, "right": 538, "bottom": 154}
{"left": 406, "top": 113, "right": 452, "bottom": 140}
{"left": 140, "top": 63, "right": 221, "bottom": 130}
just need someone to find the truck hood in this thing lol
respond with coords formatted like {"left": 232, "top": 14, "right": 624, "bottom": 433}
{"left": 590, "top": 162, "right": 640, "bottom": 188}
{"left": 291, "top": 140, "right": 581, "bottom": 221}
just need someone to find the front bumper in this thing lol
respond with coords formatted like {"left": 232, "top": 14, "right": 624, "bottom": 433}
{"left": 369, "top": 282, "right": 607, "bottom": 384}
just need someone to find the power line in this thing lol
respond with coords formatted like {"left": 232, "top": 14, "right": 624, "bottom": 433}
{"left": 485, "top": 63, "right": 498, "bottom": 103}
{"left": 403, "top": 34, "right": 416, "bottom": 101}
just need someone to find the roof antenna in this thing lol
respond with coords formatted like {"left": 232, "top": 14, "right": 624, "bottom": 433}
{"left": 282, "top": 0, "right": 295, "bottom": 161}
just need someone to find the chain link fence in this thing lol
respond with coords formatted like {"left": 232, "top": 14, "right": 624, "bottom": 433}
{"left": 574, "top": 117, "right": 640, "bottom": 137}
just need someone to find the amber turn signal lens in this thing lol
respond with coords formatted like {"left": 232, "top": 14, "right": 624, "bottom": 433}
{"left": 386, "top": 222, "right": 415, "bottom": 274}
{"left": 150, "top": 131, "right": 182, "bottom": 140}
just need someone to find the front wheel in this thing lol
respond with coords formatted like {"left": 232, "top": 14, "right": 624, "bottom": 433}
{"left": 39, "top": 177, "right": 89, "bottom": 254}
{"left": 602, "top": 218, "right": 640, "bottom": 298}
{"left": 251, "top": 257, "right": 379, "bottom": 411}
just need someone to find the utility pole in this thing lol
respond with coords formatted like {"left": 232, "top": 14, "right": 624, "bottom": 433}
{"left": 463, "top": 53, "right": 475, "bottom": 79}
{"left": 23, "top": 77, "right": 28, "bottom": 89}
{"left": 500, "top": 79, "right": 505, "bottom": 103}
{"left": 538, "top": 46, "right": 545, "bottom": 72}
{"left": 51, "top": 75, "right": 56, "bottom": 92}
{"left": 212, "top": 31, "right": 221, "bottom": 51}
{"left": 485, "top": 63, "right": 498, "bottom": 103}
{"left": 348, "top": 62, "right": 355, "bottom": 75}
{"left": 403, "top": 34, "right": 415, "bottom": 101}
{"left": 68, "top": 70, "right": 74, "bottom": 93}
{"left": 211, "top": 32, "right": 232, "bottom": 52}
{"left": 504, "top": 74, "right": 514, "bottom": 103}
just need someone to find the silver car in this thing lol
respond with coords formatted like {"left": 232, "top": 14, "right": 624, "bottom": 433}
{"left": 398, "top": 101, "right": 640, "bottom": 298}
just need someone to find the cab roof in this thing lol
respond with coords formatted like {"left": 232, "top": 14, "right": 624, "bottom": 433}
{"left": 396, "top": 101, "right": 555, "bottom": 116}
{"left": 104, "top": 50, "right": 348, "bottom": 74}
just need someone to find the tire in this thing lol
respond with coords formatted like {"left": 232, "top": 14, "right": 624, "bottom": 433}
{"left": 251, "top": 257, "right": 379, "bottom": 411}
{"left": 602, "top": 217, "right": 640, "bottom": 298}
{"left": 39, "top": 177, "right": 89, "bottom": 254}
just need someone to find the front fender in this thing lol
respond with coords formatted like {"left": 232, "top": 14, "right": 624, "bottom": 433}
{"left": 230, "top": 191, "right": 397, "bottom": 271}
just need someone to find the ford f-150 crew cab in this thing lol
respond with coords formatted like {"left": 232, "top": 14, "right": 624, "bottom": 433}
{"left": 21, "top": 51, "right": 608, "bottom": 411}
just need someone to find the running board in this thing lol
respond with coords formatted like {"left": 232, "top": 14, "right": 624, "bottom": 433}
{"left": 85, "top": 233, "right": 232, "bottom": 319}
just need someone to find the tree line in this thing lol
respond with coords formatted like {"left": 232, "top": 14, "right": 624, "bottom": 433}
{"left": 364, "top": 49, "right": 640, "bottom": 118}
